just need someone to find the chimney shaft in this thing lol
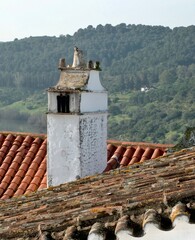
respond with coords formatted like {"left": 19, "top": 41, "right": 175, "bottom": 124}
{"left": 47, "top": 48, "right": 107, "bottom": 186}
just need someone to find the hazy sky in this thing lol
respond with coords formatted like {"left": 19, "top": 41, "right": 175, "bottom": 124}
{"left": 0, "top": 0, "right": 195, "bottom": 42}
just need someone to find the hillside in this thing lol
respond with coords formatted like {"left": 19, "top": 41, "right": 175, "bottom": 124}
{"left": 0, "top": 23, "right": 195, "bottom": 143}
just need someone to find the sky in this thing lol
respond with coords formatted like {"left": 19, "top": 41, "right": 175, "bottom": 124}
{"left": 0, "top": 0, "right": 195, "bottom": 42}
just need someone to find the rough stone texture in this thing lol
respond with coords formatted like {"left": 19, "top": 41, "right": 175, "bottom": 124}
{"left": 55, "top": 70, "right": 89, "bottom": 90}
{"left": 49, "top": 70, "right": 106, "bottom": 92}
{"left": 0, "top": 147, "right": 194, "bottom": 239}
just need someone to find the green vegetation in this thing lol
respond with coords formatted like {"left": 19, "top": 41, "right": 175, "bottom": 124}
{"left": 0, "top": 88, "right": 47, "bottom": 133}
{"left": 0, "top": 24, "right": 195, "bottom": 143}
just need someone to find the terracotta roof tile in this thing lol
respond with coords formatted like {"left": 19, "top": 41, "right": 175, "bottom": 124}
{"left": 2, "top": 174, "right": 12, "bottom": 184}
{"left": 104, "top": 146, "right": 126, "bottom": 171}
{"left": 0, "top": 132, "right": 46, "bottom": 199}
{"left": 0, "top": 132, "right": 173, "bottom": 199}
{"left": 22, "top": 175, "right": 33, "bottom": 184}
{"left": 0, "top": 145, "right": 8, "bottom": 153}
{"left": 120, "top": 147, "right": 136, "bottom": 167}
{"left": 0, "top": 163, "right": 10, "bottom": 180}
{"left": 0, "top": 168, "right": 6, "bottom": 178}
{"left": 1, "top": 155, "right": 12, "bottom": 165}
{"left": 18, "top": 163, "right": 29, "bottom": 173}
{"left": 107, "top": 143, "right": 117, "bottom": 160}
{"left": 39, "top": 173, "right": 47, "bottom": 189}
{"left": 9, "top": 161, "right": 20, "bottom": 170}
{"left": 11, "top": 175, "right": 22, "bottom": 185}
{"left": 0, "top": 181, "right": 8, "bottom": 191}
{"left": 6, "top": 167, "right": 16, "bottom": 177}
{"left": 15, "top": 182, "right": 29, "bottom": 196}
{"left": 25, "top": 182, "right": 37, "bottom": 193}
{"left": 0, "top": 148, "right": 194, "bottom": 239}
{"left": 30, "top": 176, "right": 42, "bottom": 187}
{"left": 13, "top": 188, "right": 24, "bottom": 197}
{"left": 140, "top": 147, "right": 154, "bottom": 162}
{"left": 151, "top": 148, "right": 164, "bottom": 159}
{"left": 5, "top": 181, "right": 18, "bottom": 192}
{"left": 1, "top": 188, "right": 14, "bottom": 199}
{"left": 0, "top": 134, "right": 5, "bottom": 147}
{"left": 104, "top": 140, "right": 171, "bottom": 171}
{"left": 129, "top": 146, "right": 145, "bottom": 165}
{"left": 26, "top": 168, "right": 36, "bottom": 178}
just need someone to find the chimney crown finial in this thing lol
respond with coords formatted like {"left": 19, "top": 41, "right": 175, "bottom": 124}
{"left": 72, "top": 46, "right": 85, "bottom": 68}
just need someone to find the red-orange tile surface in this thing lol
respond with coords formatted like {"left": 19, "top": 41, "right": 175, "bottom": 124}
{"left": 0, "top": 132, "right": 47, "bottom": 199}
{"left": 140, "top": 147, "right": 154, "bottom": 162}
{"left": 151, "top": 148, "right": 163, "bottom": 159}
{"left": 39, "top": 172, "right": 47, "bottom": 189}
{"left": 120, "top": 147, "right": 136, "bottom": 167}
{"left": 105, "top": 140, "right": 173, "bottom": 170}
{"left": 107, "top": 144, "right": 117, "bottom": 160}
{"left": 0, "top": 132, "right": 173, "bottom": 199}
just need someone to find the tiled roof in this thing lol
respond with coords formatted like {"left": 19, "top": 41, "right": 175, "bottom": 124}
{"left": 106, "top": 140, "right": 173, "bottom": 171}
{"left": 0, "top": 132, "right": 173, "bottom": 200}
{"left": 0, "top": 146, "right": 194, "bottom": 239}
{"left": 0, "top": 132, "right": 47, "bottom": 200}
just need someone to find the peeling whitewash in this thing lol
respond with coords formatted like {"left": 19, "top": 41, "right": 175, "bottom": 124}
{"left": 79, "top": 113, "right": 107, "bottom": 177}
{"left": 87, "top": 233, "right": 105, "bottom": 240}
{"left": 116, "top": 216, "right": 195, "bottom": 240}
{"left": 47, "top": 65, "right": 108, "bottom": 187}
{"left": 47, "top": 113, "right": 107, "bottom": 187}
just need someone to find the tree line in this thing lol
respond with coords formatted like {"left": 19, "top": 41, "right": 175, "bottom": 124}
{"left": 0, "top": 23, "right": 194, "bottom": 143}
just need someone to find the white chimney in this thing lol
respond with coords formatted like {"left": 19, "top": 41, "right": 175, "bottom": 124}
{"left": 47, "top": 48, "right": 108, "bottom": 187}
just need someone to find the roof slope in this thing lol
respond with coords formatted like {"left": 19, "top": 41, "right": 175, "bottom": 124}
{"left": 53, "top": 70, "right": 89, "bottom": 90}
{"left": 0, "top": 132, "right": 172, "bottom": 199}
{"left": 0, "top": 146, "right": 195, "bottom": 239}
{"left": 0, "top": 132, "right": 47, "bottom": 200}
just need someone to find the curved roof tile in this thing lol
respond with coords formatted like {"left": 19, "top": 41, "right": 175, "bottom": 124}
{"left": 0, "top": 132, "right": 173, "bottom": 199}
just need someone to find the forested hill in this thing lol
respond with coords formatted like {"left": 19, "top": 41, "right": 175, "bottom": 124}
{"left": 0, "top": 23, "right": 195, "bottom": 143}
